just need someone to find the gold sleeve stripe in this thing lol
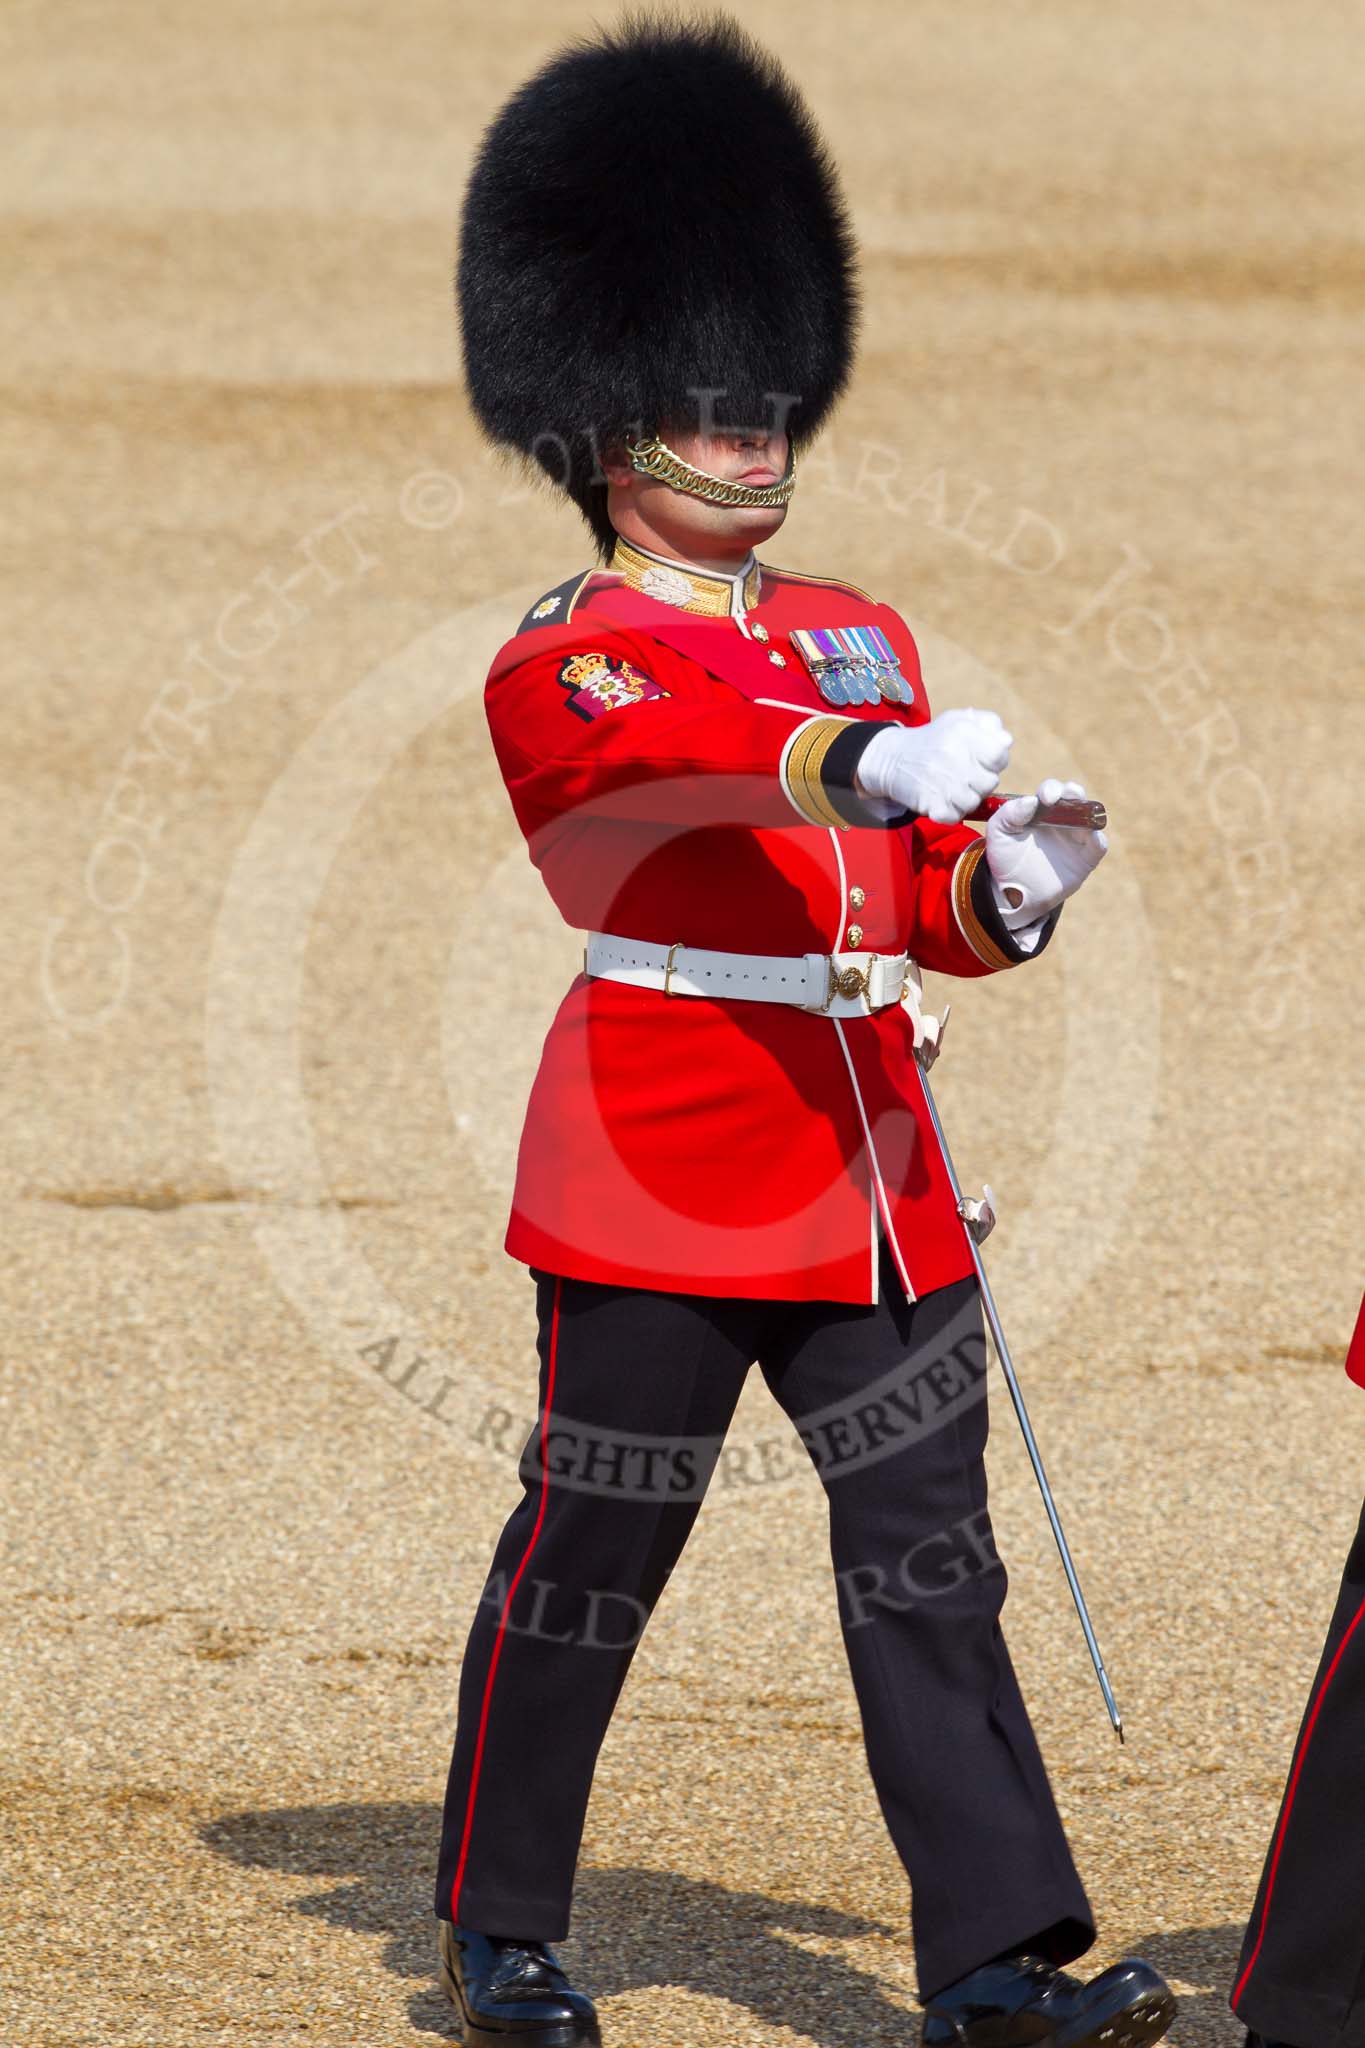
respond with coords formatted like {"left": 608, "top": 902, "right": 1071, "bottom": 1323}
{"left": 782, "top": 715, "right": 854, "bottom": 829}
{"left": 952, "top": 840, "right": 1017, "bottom": 969}
{"left": 953, "top": 841, "right": 1015, "bottom": 966}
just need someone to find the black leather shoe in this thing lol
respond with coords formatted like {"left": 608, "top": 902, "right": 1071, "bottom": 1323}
{"left": 922, "top": 1951, "right": 1175, "bottom": 2048}
{"left": 438, "top": 1921, "right": 601, "bottom": 2046}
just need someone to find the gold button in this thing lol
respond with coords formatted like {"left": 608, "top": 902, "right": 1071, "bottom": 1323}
{"left": 752, "top": 623, "right": 770, "bottom": 643}
{"left": 767, "top": 650, "right": 787, "bottom": 667}
{"left": 846, "top": 923, "right": 864, "bottom": 948}
{"left": 848, "top": 886, "right": 866, "bottom": 911}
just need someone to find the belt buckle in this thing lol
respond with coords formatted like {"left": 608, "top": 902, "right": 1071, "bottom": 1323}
{"left": 829, "top": 959, "right": 870, "bottom": 1004}
{"left": 801, "top": 951, "right": 875, "bottom": 1013}
{"left": 805, "top": 954, "right": 870, "bottom": 1012}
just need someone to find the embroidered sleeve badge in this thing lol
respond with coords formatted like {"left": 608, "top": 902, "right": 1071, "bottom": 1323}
{"left": 557, "top": 651, "right": 669, "bottom": 720}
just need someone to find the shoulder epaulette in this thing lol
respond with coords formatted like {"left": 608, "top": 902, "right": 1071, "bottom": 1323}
{"left": 762, "top": 562, "right": 876, "bottom": 604}
{"left": 514, "top": 569, "right": 603, "bottom": 636}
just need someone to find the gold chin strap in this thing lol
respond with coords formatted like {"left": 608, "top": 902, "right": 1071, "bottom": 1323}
{"left": 626, "top": 435, "right": 797, "bottom": 508}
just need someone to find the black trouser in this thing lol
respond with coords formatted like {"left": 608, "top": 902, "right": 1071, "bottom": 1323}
{"left": 435, "top": 1236, "right": 1093, "bottom": 1998}
{"left": 1232, "top": 1499, "right": 1365, "bottom": 2048}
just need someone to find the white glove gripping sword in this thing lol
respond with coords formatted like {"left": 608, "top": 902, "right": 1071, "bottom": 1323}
{"left": 912, "top": 790, "right": 1125, "bottom": 1743}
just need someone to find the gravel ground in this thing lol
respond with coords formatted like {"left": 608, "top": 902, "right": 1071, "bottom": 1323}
{"left": 5, "top": 3, "right": 1364, "bottom": 2044}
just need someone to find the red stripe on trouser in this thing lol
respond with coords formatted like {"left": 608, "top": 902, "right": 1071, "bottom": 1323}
{"left": 1233, "top": 1585, "right": 1365, "bottom": 2008}
{"left": 449, "top": 1276, "right": 563, "bottom": 1922}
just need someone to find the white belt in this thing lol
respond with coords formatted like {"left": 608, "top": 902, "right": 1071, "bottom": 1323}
{"left": 584, "top": 931, "right": 923, "bottom": 1022}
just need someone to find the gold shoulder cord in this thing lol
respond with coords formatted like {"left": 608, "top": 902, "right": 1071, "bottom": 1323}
{"left": 627, "top": 436, "right": 797, "bottom": 508}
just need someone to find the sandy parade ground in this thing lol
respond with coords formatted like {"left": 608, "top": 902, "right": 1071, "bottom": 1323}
{"left": 4, "top": 2, "right": 1365, "bottom": 2043}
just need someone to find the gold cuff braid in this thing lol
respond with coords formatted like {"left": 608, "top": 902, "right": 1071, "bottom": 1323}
{"left": 626, "top": 436, "right": 797, "bottom": 508}
{"left": 784, "top": 717, "right": 853, "bottom": 830}
{"left": 952, "top": 840, "right": 1017, "bottom": 970}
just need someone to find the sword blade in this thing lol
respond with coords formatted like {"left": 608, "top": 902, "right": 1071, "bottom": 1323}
{"left": 917, "top": 1064, "right": 1125, "bottom": 1741}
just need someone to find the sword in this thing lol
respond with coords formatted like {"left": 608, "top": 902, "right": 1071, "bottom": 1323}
{"left": 971, "top": 793, "right": 1107, "bottom": 831}
{"left": 914, "top": 1043, "right": 1125, "bottom": 1742}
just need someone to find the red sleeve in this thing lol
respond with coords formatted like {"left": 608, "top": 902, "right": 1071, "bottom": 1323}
{"left": 484, "top": 625, "right": 903, "bottom": 843}
{"left": 902, "top": 821, "right": 989, "bottom": 977}
{"left": 867, "top": 603, "right": 1057, "bottom": 977}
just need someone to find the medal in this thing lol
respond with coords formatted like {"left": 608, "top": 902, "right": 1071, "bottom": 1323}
{"left": 845, "top": 624, "right": 912, "bottom": 704}
{"left": 791, "top": 625, "right": 913, "bottom": 707}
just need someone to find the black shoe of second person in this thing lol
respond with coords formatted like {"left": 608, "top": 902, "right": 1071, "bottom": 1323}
{"left": 922, "top": 1950, "right": 1176, "bottom": 2048}
{"left": 438, "top": 1921, "right": 601, "bottom": 2047}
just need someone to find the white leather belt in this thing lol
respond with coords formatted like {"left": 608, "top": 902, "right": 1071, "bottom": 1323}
{"left": 584, "top": 931, "right": 923, "bottom": 1022}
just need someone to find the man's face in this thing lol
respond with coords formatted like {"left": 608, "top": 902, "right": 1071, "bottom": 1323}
{"left": 604, "top": 424, "right": 792, "bottom": 561}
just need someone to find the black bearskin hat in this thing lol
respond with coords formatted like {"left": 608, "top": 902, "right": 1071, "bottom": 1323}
{"left": 457, "top": 13, "right": 859, "bottom": 557}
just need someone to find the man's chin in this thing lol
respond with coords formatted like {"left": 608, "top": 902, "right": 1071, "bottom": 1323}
{"left": 687, "top": 499, "right": 790, "bottom": 548}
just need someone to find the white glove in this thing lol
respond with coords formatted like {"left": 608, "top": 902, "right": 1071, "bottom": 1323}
{"left": 985, "top": 778, "right": 1107, "bottom": 928}
{"left": 855, "top": 708, "right": 1012, "bottom": 825}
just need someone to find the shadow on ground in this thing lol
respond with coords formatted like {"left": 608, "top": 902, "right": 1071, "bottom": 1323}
{"left": 204, "top": 1798, "right": 908, "bottom": 2042}
{"left": 202, "top": 1801, "right": 1248, "bottom": 2046}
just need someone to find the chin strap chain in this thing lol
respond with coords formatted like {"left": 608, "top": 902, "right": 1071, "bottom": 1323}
{"left": 626, "top": 434, "right": 798, "bottom": 508}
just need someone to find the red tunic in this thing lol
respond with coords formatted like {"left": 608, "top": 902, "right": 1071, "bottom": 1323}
{"left": 485, "top": 547, "right": 1049, "bottom": 1304}
{"left": 1347, "top": 1291, "right": 1365, "bottom": 1390}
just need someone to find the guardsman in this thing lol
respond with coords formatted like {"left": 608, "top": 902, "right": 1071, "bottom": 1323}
{"left": 1233, "top": 1290, "right": 1365, "bottom": 2048}
{"left": 435, "top": 19, "right": 1176, "bottom": 2048}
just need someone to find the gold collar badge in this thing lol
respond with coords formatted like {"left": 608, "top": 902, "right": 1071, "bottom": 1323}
{"left": 612, "top": 537, "right": 763, "bottom": 618}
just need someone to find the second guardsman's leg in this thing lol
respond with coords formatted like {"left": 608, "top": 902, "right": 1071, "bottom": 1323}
{"left": 1232, "top": 1497, "right": 1365, "bottom": 2048}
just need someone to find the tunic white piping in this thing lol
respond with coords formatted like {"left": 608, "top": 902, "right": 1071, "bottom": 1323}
{"left": 832, "top": 1017, "right": 917, "bottom": 1305}
{"left": 828, "top": 823, "right": 850, "bottom": 941}
{"left": 760, "top": 693, "right": 910, "bottom": 1303}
